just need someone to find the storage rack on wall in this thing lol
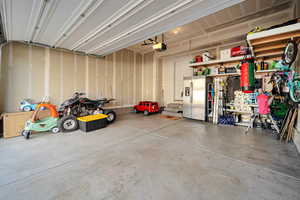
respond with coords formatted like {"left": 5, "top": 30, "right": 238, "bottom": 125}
{"left": 247, "top": 22, "right": 300, "bottom": 58}
{"left": 188, "top": 21, "right": 300, "bottom": 126}
{"left": 207, "top": 82, "right": 213, "bottom": 121}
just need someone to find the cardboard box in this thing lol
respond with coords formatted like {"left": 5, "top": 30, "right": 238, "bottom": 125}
{"left": 1, "top": 110, "right": 50, "bottom": 138}
{"left": 220, "top": 49, "right": 231, "bottom": 60}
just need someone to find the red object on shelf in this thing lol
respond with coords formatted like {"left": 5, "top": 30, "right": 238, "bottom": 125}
{"left": 195, "top": 55, "right": 203, "bottom": 62}
{"left": 231, "top": 46, "right": 248, "bottom": 57}
{"left": 240, "top": 58, "right": 255, "bottom": 93}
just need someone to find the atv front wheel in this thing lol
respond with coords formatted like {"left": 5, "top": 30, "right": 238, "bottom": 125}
{"left": 59, "top": 115, "right": 79, "bottom": 132}
{"left": 104, "top": 110, "right": 116, "bottom": 123}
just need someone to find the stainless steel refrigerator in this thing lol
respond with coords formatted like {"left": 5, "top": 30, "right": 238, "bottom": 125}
{"left": 183, "top": 76, "right": 207, "bottom": 120}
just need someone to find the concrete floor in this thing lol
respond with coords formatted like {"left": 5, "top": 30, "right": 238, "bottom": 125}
{"left": 1, "top": 113, "right": 300, "bottom": 200}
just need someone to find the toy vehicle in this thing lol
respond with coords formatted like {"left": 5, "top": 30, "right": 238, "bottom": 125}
{"left": 21, "top": 103, "right": 79, "bottom": 139}
{"left": 20, "top": 99, "right": 37, "bottom": 112}
{"left": 134, "top": 101, "right": 160, "bottom": 116}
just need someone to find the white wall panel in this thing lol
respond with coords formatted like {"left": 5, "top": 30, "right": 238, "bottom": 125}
{"left": 31, "top": 46, "right": 45, "bottom": 101}
{"left": 143, "top": 52, "right": 154, "bottom": 100}
{"left": 0, "top": 42, "right": 144, "bottom": 112}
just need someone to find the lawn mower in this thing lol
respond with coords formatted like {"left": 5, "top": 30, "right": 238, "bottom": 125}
{"left": 21, "top": 103, "right": 78, "bottom": 139}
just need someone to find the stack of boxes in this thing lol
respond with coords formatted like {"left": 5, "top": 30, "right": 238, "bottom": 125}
{"left": 234, "top": 91, "right": 258, "bottom": 123}
{"left": 234, "top": 91, "right": 255, "bottom": 112}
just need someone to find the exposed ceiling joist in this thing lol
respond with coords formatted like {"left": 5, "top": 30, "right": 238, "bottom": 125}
{"left": 87, "top": 0, "right": 195, "bottom": 53}
{"left": 0, "top": 0, "right": 245, "bottom": 55}
{"left": 94, "top": 0, "right": 245, "bottom": 55}
{"left": 31, "top": 0, "right": 59, "bottom": 42}
{"left": 70, "top": 0, "right": 148, "bottom": 50}
{"left": 52, "top": 0, "right": 103, "bottom": 47}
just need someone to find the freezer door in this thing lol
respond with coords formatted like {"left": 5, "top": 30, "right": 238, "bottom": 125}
{"left": 183, "top": 78, "right": 192, "bottom": 118}
{"left": 191, "top": 77, "right": 206, "bottom": 120}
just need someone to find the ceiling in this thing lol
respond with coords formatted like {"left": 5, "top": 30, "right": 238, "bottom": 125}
{"left": 0, "top": 0, "right": 244, "bottom": 56}
{"left": 128, "top": 0, "right": 295, "bottom": 54}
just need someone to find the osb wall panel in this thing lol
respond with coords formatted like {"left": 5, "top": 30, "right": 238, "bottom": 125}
{"left": 1, "top": 42, "right": 149, "bottom": 112}
{"left": 87, "top": 56, "right": 97, "bottom": 99}
{"left": 105, "top": 54, "right": 114, "bottom": 99}
{"left": 143, "top": 52, "right": 154, "bottom": 100}
{"left": 135, "top": 53, "right": 142, "bottom": 103}
{"left": 128, "top": 50, "right": 134, "bottom": 105}
{"left": 115, "top": 51, "right": 122, "bottom": 106}
{"left": 123, "top": 50, "right": 129, "bottom": 105}
{"left": 114, "top": 49, "right": 135, "bottom": 106}
{"left": 49, "top": 49, "right": 62, "bottom": 105}
{"left": 62, "top": 52, "right": 75, "bottom": 100}
{"left": 122, "top": 50, "right": 128, "bottom": 105}
{"left": 156, "top": 58, "right": 163, "bottom": 104}
{"left": 96, "top": 57, "right": 105, "bottom": 98}
{"left": 31, "top": 46, "right": 45, "bottom": 101}
{"left": 6, "top": 43, "right": 30, "bottom": 112}
{"left": 74, "top": 54, "right": 86, "bottom": 94}
{"left": 0, "top": 44, "right": 9, "bottom": 112}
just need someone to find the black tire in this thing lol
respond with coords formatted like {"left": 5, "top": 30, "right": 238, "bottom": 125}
{"left": 104, "top": 110, "right": 116, "bottom": 123}
{"left": 22, "top": 130, "right": 31, "bottom": 139}
{"left": 282, "top": 40, "right": 298, "bottom": 66}
{"left": 144, "top": 110, "right": 149, "bottom": 116}
{"left": 59, "top": 115, "right": 79, "bottom": 132}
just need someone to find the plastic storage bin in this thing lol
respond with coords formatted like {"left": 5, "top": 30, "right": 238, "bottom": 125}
{"left": 77, "top": 114, "right": 108, "bottom": 132}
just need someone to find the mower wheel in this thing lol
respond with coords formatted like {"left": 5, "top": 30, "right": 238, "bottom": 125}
{"left": 104, "top": 110, "right": 116, "bottom": 123}
{"left": 144, "top": 110, "right": 149, "bottom": 116}
{"left": 51, "top": 127, "right": 60, "bottom": 134}
{"left": 59, "top": 115, "right": 79, "bottom": 132}
{"left": 22, "top": 130, "right": 31, "bottom": 139}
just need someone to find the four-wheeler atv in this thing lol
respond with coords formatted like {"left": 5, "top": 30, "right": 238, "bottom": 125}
{"left": 58, "top": 92, "right": 116, "bottom": 123}
{"left": 21, "top": 103, "right": 78, "bottom": 139}
{"left": 58, "top": 92, "right": 117, "bottom": 123}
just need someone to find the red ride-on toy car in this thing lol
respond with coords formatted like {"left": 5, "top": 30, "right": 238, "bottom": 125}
{"left": 134, "top": 101, "right": 160, "bottom": 116}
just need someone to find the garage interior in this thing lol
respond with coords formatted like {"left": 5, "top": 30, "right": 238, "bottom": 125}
{"left": 1, "top": 0, "right": 300, "bottom": 199}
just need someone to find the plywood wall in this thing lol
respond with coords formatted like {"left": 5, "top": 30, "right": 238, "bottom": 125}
{"left": 143, "top": 52, "right": 154, "bottom": 100}
{"left": 0, "top": 42, "right": 155, "bottom": 113}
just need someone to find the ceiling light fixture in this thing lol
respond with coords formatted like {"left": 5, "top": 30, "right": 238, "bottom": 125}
{"left": 172, "top": 27, "right": 181, "bottom": 34}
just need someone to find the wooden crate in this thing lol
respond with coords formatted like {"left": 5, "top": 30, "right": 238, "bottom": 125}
{"left": 1, "top": 110, "right": 50, "bottom": 138}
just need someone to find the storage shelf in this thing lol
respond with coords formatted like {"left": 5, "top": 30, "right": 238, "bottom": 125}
{"left": 214, "top": 73, "right": 240, "bottom": 77}
{"left": 235, "top": 122, "right": 251, "bottom": 127}
{"left": 203, "top": 69, "right": 277, "bottom": 77}
{"left": 224, "top": 109, "right": 252, "bottom": 114}
{"left": 255, "top": 50, "right": 283, "bottom": 58}
{"left": 247, "top": 22, "right": 300, "bottom": 58}
{"left": 189, "top": 56, "right": 245, "bottom": 67}
{"left": 256, "top": 69, "right": 278, "bottom": 73}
